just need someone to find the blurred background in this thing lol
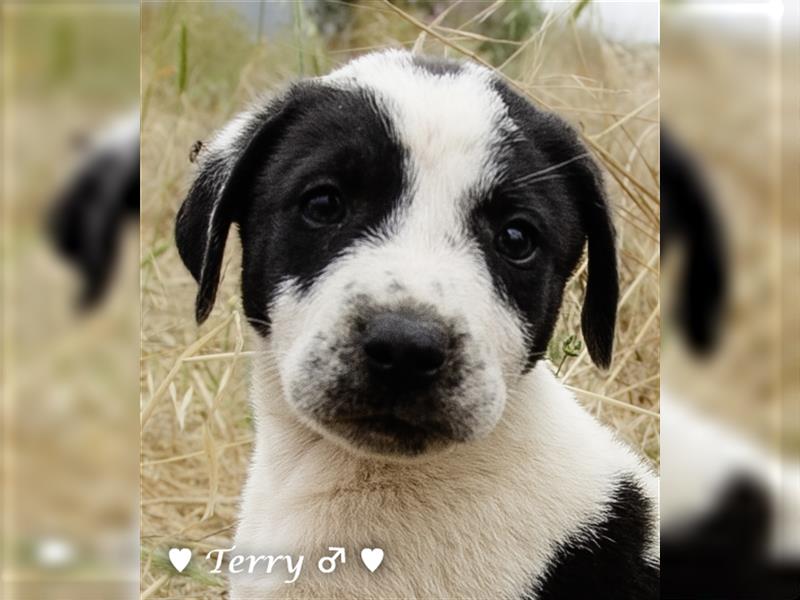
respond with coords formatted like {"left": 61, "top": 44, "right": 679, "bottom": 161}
{"left": 660, "top": 0, "right": 800, "bottom": 596}
{"left": 140, "top": 1, "right": 657, "bottom": 597}
{"left": 1, "top": 3, "right": 139, "bottom": 599}
{"left": 662, "top": 0, "right": 798, "bottom": 466}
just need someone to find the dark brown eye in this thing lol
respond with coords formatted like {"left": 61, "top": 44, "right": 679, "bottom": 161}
{"left": 495, "top": 220, "right": 538, "bottom": 262}
{"left": 300, "top": 187, "right": 345, "bottom": 226}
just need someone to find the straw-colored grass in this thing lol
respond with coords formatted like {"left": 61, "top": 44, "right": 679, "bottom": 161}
{"left": 141, "top": 3, "right": 658, "bottom": 597}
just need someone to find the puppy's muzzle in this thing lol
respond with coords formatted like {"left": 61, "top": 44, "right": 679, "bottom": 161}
{"left": 296, "top": 301, "right": 472, "bottom": 457}
{"left": 362, "top": 310, "right": 448, "bottom": 392}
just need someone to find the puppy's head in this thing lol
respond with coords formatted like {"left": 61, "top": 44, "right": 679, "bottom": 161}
{"left": 176, "top": 51, "right": 617, "bottom": 458}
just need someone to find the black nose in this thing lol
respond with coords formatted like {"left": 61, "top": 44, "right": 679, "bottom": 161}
{"left": 363, "top": 312, "right": 448, "bottom": 389}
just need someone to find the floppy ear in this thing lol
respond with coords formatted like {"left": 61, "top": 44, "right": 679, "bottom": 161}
{"left": 577, "top": 157, "right": 619, "bottom": 369}
{"left": 661, "top": 128, "right": 727, "bottom": 353}
{"left": 47, "top": 136, "right": 139, "bottom": 310}
{"left": 175, "top": 93, "right": 299, "bottom": 323}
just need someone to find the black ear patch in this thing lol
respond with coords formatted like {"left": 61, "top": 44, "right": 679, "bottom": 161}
{"left": 176, "top": 81, "right": 408, "bottom": 331}
{"left": 577, "top": 157, "right": 619, "bottom": 369}
{"left": 489, "top": 79, "right": 619, "bottom": 369}
{"left": 175, "top": 89, "right": 302, "bottom": 323}
{"left": 661, "top": 128, "right": 727, "bottom": 354}
{"left": 48, "top": 135, "right": 139, "bottom": 310}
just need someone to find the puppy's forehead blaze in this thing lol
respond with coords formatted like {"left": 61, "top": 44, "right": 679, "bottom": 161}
{"left": 324, "top": 52, "right": 514, "bottom": 211}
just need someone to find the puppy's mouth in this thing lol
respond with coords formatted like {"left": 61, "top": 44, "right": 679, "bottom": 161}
{"left": 284, "top": 303, "right": 494, "bottom": 457}
{"left": 318, "top": 411, "right": 454, "bottom": 457}
{"left": 345, "top": 413, "right": 447, "bottom": 437}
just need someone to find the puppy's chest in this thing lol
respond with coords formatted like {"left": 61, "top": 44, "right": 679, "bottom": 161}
{"left": 233, "top": 482, "right": 557, "bottom": 599}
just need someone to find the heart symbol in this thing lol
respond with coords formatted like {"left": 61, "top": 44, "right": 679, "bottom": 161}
{"left": 360, "top": 547, "right": 384, "bottom": 572}
{"left": 169, "top": 547, "right": 192, "bottom": 573}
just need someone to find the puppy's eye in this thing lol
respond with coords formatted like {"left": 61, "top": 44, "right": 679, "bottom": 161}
{"left": 495, "top": 220, "right": 538, "bottom": 262}
{"left": 300, "top": 187, "right": 345, "bottom": 226}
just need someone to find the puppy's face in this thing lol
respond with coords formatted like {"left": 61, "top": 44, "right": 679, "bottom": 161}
{"left": 176, "top": 52, "right": 618, "bottom": 458}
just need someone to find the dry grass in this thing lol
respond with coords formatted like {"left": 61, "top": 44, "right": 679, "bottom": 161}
{"left": 141, "top": 3, "right": 658, "bottom": 596}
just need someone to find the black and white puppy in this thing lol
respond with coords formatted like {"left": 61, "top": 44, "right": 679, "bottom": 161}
{"left": 176, "top": 51, "right": 658, "bottom": 599}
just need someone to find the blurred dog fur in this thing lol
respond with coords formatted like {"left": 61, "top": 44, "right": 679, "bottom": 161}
{"left": 47, "top": 112, "right": 139, "bottom": 309}
{"left": 660, "top": 127, "right": 800, "bottom": 599}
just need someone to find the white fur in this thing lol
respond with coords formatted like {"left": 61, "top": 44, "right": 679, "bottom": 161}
{"left": 71, "top": 109, "right": 138, "bottom": 178}
{"left": 232, "top": 359, "right": 657, "bottom": 598}
{"left": 91, "top": 109, "right": 139, "bottom": 153}
{"left": 204, "top": 110, "right": 254, "bottom": 158}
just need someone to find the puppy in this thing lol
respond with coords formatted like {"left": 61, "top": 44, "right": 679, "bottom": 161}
{"left": 176, "top": 51, "right": 658, "bottom": 599}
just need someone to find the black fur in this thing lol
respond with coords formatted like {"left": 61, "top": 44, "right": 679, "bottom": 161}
{"left": 661, "top": 128, "right": 727, "bottom": 353}
{"left": 487, "top": 80, "right": 619, "bottom": 368}
{"left": 661, "top": 475, "right": 800, "bottom": 599}
{"left": 48, "top": 133, "right": 139, "bottom": 309}
{"left": 176, "top": 88, "right": 310, "bottom": 324}
{"left": 524, "top": 477, "right": 659, "bottom": 599}
{"left": 175, "top": 83, "right": 406, "bottom": 329}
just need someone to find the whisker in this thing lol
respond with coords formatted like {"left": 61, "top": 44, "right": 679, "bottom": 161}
{"left": 509, "top": 152, "right": 589, "bottom": 186}
{"left": 504, "top": 172, "right": 567, "bottom": 192}
{"left": 244, "top": 316, "right": 272, "bottom": 327}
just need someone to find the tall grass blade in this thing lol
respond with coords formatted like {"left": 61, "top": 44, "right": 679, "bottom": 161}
{"left": 177, "top": 22, "right": 188, "bottom": 94}
{"left": 572, "top": 0, "right": 591, "bottom": 21}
